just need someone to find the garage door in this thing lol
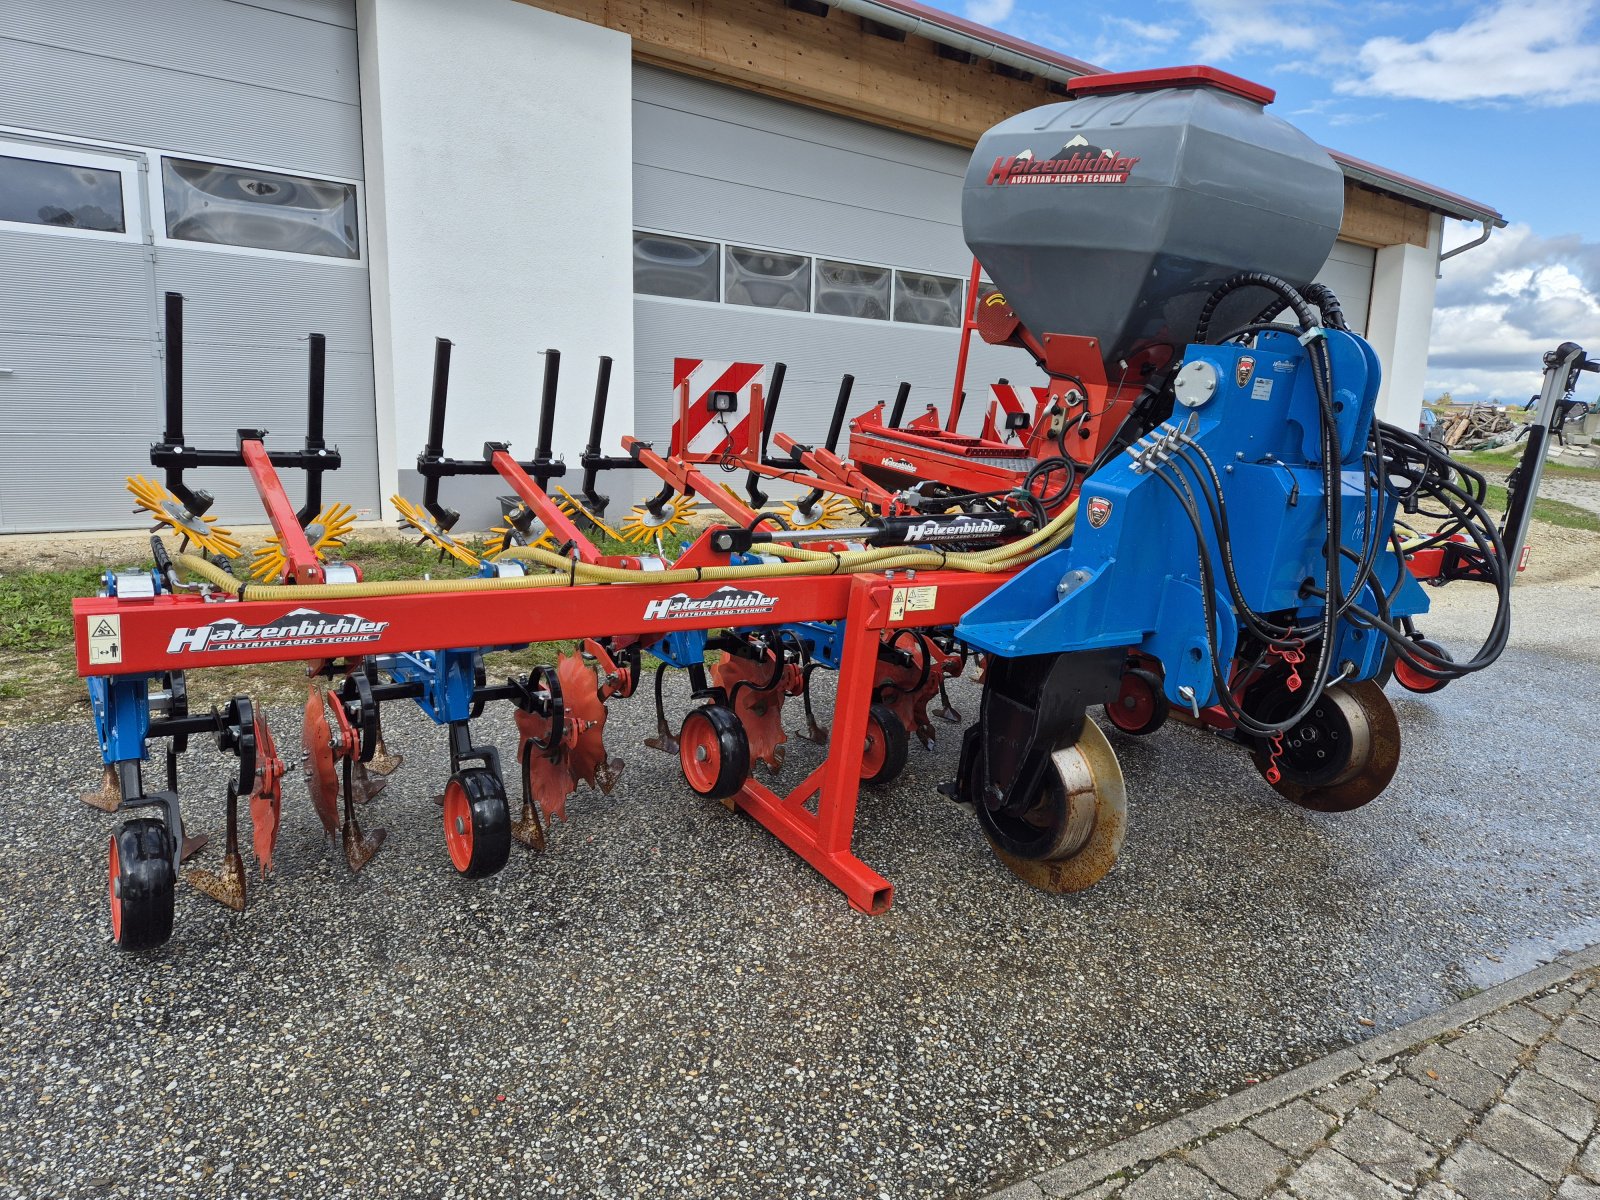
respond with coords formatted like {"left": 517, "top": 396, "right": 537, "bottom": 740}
{"left": 631, "top": 64, "right": 1032, "bottom": 480}
{"left": 0, "top": 0, "right": 375, "bottom": 533}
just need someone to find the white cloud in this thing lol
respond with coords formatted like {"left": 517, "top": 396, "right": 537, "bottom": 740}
{"left": 1089, "top": 15, "right": 1183, "bottom": 67}
{"left": 1339, "top": 0, "right": 1600, "bottom": 106}
{"left": 1187, "top": 0, "right": 1326, "bottom": 63}
{"left": 964, "top": 0, "right": 1015, "bottom": 25}
{"left": 1426, "top": 223, "right": 1600, "bottom": 401}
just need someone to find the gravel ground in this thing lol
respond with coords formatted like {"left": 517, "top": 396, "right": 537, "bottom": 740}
{"left": 1, "top": 569, "right": 1597, "bottom": 1200}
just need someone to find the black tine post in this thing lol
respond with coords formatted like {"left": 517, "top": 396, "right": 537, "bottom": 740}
{"left": 887, "top": 381, "right": 911, "bottom": 429}
{"left": 534, "top": 349, "right": 560, "bottom": 469}
{"left": 158, "top": 290, "right": 213, "bottom": 516}
{"left": 423, "top": 338, "right": 459, "bottom": 529}
{"left": 298, "top": 333, "right": 328, "bottom": 524}
{"left": 824, "top": 373, "right": 855, "bottom": 454}
{"left": 580, "top": 356, "right": 612, "bottom": 511}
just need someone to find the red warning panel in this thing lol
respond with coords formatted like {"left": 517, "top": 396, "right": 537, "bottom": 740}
{"left": 989, "top": 382, "right": 1052, "bottom": 429}
{"left": 669, "top": 358, "right": 768, "bottom": 462}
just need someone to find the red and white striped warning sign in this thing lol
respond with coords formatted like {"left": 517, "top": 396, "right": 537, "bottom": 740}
{"left": 989, "top": 383, "right": 1051, "bottom": 426}
{"left": 670, "top": 358, "right": 769, "bottom": 461}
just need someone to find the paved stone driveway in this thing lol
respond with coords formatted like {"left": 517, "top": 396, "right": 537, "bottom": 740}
{"left": 992, "top": 948, "right": 1600, "bottom": 1199}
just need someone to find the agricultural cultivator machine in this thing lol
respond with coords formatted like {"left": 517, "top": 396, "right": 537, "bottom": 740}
{"left": 76, "top": 66, "right": 1536, "bottom": 952}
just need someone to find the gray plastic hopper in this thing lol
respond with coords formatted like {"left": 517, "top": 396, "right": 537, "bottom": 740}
{"left": 962, "top": 67, "right": 1344, "bottom": 379}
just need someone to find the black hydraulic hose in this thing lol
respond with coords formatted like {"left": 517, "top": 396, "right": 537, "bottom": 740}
{"left": 1195, "top": 272, "right": 1318, "bottom": 345}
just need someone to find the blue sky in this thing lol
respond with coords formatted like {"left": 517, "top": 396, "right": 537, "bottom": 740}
{"left": 936, "top": 0, "right": 1600, "bottom": 403}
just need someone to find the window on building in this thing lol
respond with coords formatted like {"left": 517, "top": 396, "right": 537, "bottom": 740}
{"left": 161, "top": 157, "right": 358, "bottom": 258}
{"left": 633, "top": 232, "right": 720, "bottom": 301}
{"left": 815, "top": 259, "right": 890, "bottom": 320}
{"left": 894, "top": 270, "right": 963, "bottom": 327}
{"left": 0, "top": 152, "right": 125, "bottom": 233}
{"left": 726, "top": 246, "right": 811, "bottom": 311}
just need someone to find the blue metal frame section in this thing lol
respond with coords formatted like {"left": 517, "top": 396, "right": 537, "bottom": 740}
{"left": 381, "top": 649, "right": 481, "bottom": 725}
{"left": 88, "top": 674, "right": 154, "bottom": 766}
{"left": 777, "top": 620, "right": 845, "bottom": 670}
{"left": 643, "top": 630, "right": 710, "bottom": 669}
{"left": 958, "top": 329, "right": 1429, "bottom": 707}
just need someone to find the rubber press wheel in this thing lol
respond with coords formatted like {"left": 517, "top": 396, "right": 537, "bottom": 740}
{"left": 679, "top": 704, "right": 750, "bottom": 801}
{"left": 442, "top": 768, "right": 512, "bottom": 879}
{"left": 1104, "top": 668, "right": 1169, "bottom": 736}
{"left": 1392, "top": 639, "right": 1451, "bottom": 695}
{"left": 108, "top": 819, "right": 176, "bottom": 952}
{"left": 861, "top": 703, "right": 910, "bottom": 786}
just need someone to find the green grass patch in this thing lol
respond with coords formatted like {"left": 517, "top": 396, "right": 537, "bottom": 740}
{"left": 1480, "top": 484, "right": 1600, "bottom": 533}
{"left": 0, "top": 565, "right": 107, "bottom": 652}
{"left": 1458, "top": 447, "right": 1600, "bottom": 476}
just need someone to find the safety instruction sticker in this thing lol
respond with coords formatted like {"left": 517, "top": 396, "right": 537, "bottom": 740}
{"left": 87, "top": 614, "right": 122, "bottom": 665}
{"left": 1250, "top": 377, "right": 1274, "bottom": 401}
{"left": 889, "top": 585, "right": 938, "bottom": 621}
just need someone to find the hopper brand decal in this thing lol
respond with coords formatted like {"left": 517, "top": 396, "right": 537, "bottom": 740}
{"left": 1236, "top": 356, "right": 1255, "bottom": 388}
{"left": 987, "top": 136, "right": 1139, "bottom": 186}
{"left": 903, "top": 517, "right": 1007, "bottom": 543}
{"left": 644, "top": 586, "right": 778, "bottom": 622}
{"left": 882, "top": 457, "right": 918, "bottom": 473}
{"left": 167, "top": 608, "right": 389, "bottom": 654}
{"left": 1086, "top": 496, "right": 1114, "bottom": 529}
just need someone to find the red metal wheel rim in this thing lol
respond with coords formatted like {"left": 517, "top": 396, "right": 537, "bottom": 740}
{"left": 861, "top": 716, "right": 887, "bottom": 778}
{"left": 108, "top": 836, "right": 123, "bottom": 944}
{"left": 443, "top": 778, "right": 473, "bottom": 872}
{"left": 679, "top": 711, "right": 722, "bottom": 794}
{"left": 1392, "top": 656, "right": 1442, "bottom": 694}
{"left": 1108, "top": 673, "right": 1156, "bottom": 732}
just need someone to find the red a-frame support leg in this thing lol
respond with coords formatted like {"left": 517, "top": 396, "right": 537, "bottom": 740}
{"left": 729, "top": 573, "right": 895, "bottom": 914}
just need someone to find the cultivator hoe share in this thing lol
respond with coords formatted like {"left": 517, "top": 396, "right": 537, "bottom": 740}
{"left": 76, "top": 67, "right": 1547, "bottom": 951}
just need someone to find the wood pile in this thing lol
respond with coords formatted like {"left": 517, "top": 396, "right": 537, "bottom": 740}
{"left": 1437, "top": 405, "right": 1517, "bottom": 449}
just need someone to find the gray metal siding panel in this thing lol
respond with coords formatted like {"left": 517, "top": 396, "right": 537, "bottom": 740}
{"left": 633, "top": 165, "right": 970, "bottom": 272}
{"left": 0, "top": 0, "right": 373, "bottom": 532}
{"left": 231, "top": 0, "right": 355, "bottom": 29}
{"left": 0, "top": 230, "right": 156, "bottom": 338}
{"left": 0, "top": 225, "right": 159, "bottom": 531}
{"left": 0, "top": 0, "right": 362, "bottom": 179}
{"left": 633, "top": 65, "right": 972, "bottom": 277}
{"left": 5, "top": 0, "right": 360, "bottom": 104}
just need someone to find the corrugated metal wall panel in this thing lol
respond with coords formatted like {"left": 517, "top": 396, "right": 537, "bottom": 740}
{"left": 211, "top": 0, "right": 355, "bottom": 30}
{"left": 0, "top": 232, "right": 156, "bottom": 337}
{"left": 5, "top": 0, "right": 360, "bottom": 105}
{"left": 0, "top": 0, "right": 362, "bottom": 179}
{"left": 633, "top": 65, "right": 972, "bottom": 276}
{"left": 634, "top": 65, "right": 969, "bottom": 180}
{"left": 0, "top": 0, "right": 373, "bottom": 532}
{"left": 633, "top": 166, "right": 970, "bottom": 272}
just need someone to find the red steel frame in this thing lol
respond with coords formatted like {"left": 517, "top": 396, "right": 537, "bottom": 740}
{"left": 489, "top": 448, "right": 603, "bottom": 563}
{"left": 76, "top": 567, "right": 1002, "bottom": 914}
{"left": 241, "top": 438, "right": 325, "bottom": 583}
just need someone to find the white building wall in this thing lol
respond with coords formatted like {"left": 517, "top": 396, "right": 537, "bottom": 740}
{"left": 1365, "top": 214, "right": 1443, "bottom": 431}
{"left": 357, "top": 0, "right": 634, "bottom": 524}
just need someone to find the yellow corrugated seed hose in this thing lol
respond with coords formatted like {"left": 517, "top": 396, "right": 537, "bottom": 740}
{"left": 173, "top": 501, "right": 1078, "bottom": 601}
